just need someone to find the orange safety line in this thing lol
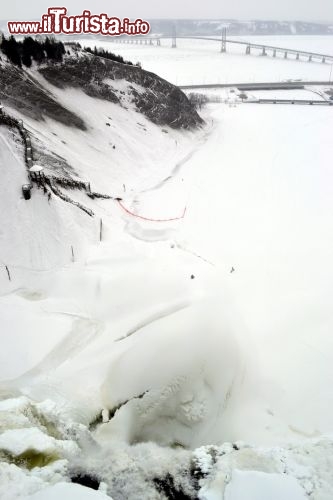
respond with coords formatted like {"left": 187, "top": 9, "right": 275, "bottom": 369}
{"left": 117, "top": 199, "right": 186, "bottom": 222}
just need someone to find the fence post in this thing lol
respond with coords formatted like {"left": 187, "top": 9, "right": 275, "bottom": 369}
{"left": 71, "top": 246, "right": 75, "bottom": 262}
{"left": 99, "top": 218, "right": 103, "bottom": 242}
{"left": 5, "top": 265, "right": 11, "bottom": 281}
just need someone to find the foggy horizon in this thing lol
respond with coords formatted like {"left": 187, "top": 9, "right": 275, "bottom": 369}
{"left": 1, "top": 0, "right": 332, "bottom": 24}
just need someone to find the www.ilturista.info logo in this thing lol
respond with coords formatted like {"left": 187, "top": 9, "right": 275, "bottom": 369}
{"left": 7, "top": 8, "right": 150, "bottom": 36}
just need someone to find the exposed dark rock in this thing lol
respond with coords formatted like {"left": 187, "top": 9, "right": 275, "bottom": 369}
{"left": 0, "top": 66, "right": 86, "bottom": 130}
{"left": 153, "top": 474, "right": 196, "bottom": 499}
{"left": 39, "top": 55, "right": 204, "bottom": 129}
{"left": 1, "top": 49, "right": 202, "bottom": 144}
{"left": 71, "top": 473, "right": 100, "bottom": 490}
{"left": 39, "top": 57, "right": 119, "bottom": 104}
{"left": 189, "top": 461, "right": 208, "bottom": 493}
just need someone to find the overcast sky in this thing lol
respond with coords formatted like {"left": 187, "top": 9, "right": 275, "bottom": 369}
{"left": 1, "top": 0, "right": 332, "bottom": 22}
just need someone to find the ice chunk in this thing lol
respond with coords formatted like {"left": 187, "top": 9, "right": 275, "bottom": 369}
{"left": 224, "top": 469, "right": 306, "bottom": 500}
{"left": 26, "top": 482, "right": 113, "bottom": 500}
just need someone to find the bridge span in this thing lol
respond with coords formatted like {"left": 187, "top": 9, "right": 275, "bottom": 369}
{"left": 111, "top": 35, "right": 333, "bottom": 63}
{"left": 179, "top": 81, "right": 332, "bottom": 91}
{"left": 245, "top": 99, "right": 333, "bottom": 106}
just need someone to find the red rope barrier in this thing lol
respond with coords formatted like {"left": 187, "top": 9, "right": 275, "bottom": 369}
{"left": 117, "top": 200, "right": 186, "bottom": 222}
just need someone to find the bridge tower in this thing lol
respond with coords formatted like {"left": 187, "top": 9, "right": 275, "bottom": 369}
{"left": 220, "top": 27, "right": 227, "bottom": 53}
{"left": 172, "top": 23, "right": 177, "bottom": 48}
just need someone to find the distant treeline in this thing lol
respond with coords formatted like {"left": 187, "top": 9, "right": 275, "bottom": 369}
{"left": 0, "top": 35, "right": 66, "bottom": 67}
{"left": 0, "top": 35, "right": 135, "bottom": 69}
{"left": 84, "top": 46, "right": 133, "bottom": 66}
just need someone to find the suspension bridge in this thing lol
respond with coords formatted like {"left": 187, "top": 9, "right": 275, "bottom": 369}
{"left": 111, "top": 32, "right": 333, "bottom": 64}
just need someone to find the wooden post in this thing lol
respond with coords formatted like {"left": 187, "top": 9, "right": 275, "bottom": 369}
{"left": 71, "top": 245, "right": 75, "bottom": 262}
{"left": 5, "top": 265, "right": 11, "bottom": 281}
{"left": 99, "top": 218, "right": 103, "bottom": 242}
{"left": 221, "top": 28, "right": 227, "bottom": 53}
{"left": 172, "top": 23, "right": 177, "bottom": 48}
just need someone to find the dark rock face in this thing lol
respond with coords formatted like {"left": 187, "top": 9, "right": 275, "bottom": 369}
{"left": 0, "top": 53, "right": 203, "bottom": 130}
{"left": 0, "top": 65, "right": 86, "bottom": 130}
{"left": 71, "top": 473, "right": 100, "bottom": 490}
{"left": 40, "top": 57, "right": 120, "bottom": 105}
{"left": 40, "top": 55, "right": 204, "bottom": 130}
{"left": 153, "top": 474, "right": 196, "bottom": 499}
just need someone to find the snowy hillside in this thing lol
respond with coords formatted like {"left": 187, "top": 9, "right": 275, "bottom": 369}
{"left": 1, "top": 37, "right": 333, "bottom": 500}
{"left": 0, "top": 48, "right": 202, "bottom": 277}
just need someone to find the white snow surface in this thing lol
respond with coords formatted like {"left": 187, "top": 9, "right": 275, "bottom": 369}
{"left": 1, "top": 36, "right": 333, "bottom": 499}
{"left": 26, "top": 482, "right": 113, "bottom": 500}
{"left": 78, "top": 35, "right": 333, "bottom": 85}
{"left": 224, "top": 470, "right": 307, "bottom": 500}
